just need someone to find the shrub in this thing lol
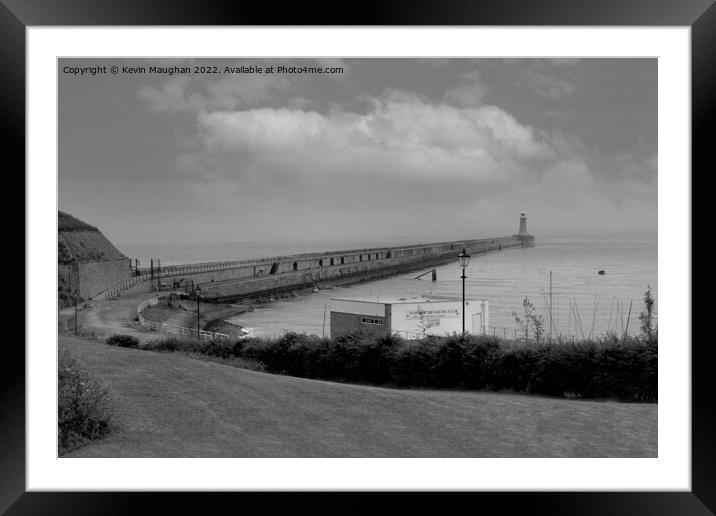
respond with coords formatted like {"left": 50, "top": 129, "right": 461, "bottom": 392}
{"left": 144, "top": 336, "right": 204, "bottom": 353}
{"left": 58, "top": 347, "right": 113, "bottom": 454}
{"left": 230, "top": 331, "right": 657, "bottom": 402}
{"left": 139, "top": 330, "right": 657, "bottom": 402}
{"left": 145, "top": 336, "right": 268, "bottom": 372}
{"left": 106, "top": 334, "right": 140, "bottom": 348}
{"left": 186, "top": 352, "right": 267, "bottom": 372}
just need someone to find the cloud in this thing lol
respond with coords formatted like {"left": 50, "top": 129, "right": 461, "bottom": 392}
{"left": 506, "top": 60, "right": 577, "bottom": 100}
{"left": 185, "top": 177, "right": 240, "bottom": 206}
{"left": 138, "top": 74, "right": 292, "bottom": 112}
{"left": 162, "top": 77, "right": 654, "bottom": 238}
{"left": 195, "top": 89, "right": 554, "bottom": 182}
{"left": 445, "top": 70, "right": 488, "bottom": 107}
{"left": 548, "top": 58, "right": 581, "bottom": 67}
{"left": 522, "top": 71, "right": 575, "bottom": 100}
{"left": 138, "top": 76, "right": 205, "bottom": 112}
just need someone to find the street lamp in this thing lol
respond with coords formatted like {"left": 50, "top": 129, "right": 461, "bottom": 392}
{"left": 73, "top": 289, "right": 79, "bottom": 336}
{"left": 457, "top": 248, "right": 471, "bottom": 336}
{"left": 195, "top": 286, "right": 202, "bottom": 337}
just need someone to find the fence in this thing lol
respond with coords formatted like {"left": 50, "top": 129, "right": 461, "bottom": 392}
{"left": 390, "top": 327, "right": 498, "bottom": 341}
{"left": 390, "top": 326, "right": 575, "bottom": 344}
{"left": 129, "top": 239, "right": 498, "bottom": 277}
{"left": 102, "top": 236, "right": 521, "bottom": 299}
{"left": 137, "top": 297, "right": 229, "bottom": 341}
{"left": 102, "top": 274, "right": 152, "bottom": 299}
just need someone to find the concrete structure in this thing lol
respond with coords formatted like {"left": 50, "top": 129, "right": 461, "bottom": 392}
{"left": 330, "top": 297, "right": 489, "bottom": 340}
{"left": 515, "top": 211, "right": 536, "bottom": 248}
{"left": 105, "top": 235, "right": 526, "bottom": 301}
{"left": 58, "top": 211, "right": 131, "bottom": 299}
{"left": 99, "top": 212, "right": 536, "bottom": 302}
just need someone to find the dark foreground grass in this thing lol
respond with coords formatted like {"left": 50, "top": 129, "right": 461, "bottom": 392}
{"left": 61, "top": 335, "right": 657, "bottom": 457}
{"left": 58, "top": 345, "right": 114, "bottom": 455}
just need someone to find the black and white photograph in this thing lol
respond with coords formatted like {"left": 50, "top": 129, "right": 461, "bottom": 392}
{"left": 55, "top": 57, "right": 660, "bottom": 459}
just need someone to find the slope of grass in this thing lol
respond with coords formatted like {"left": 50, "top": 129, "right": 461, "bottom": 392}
{"left": 58, "top": 211, "right": 98, "bottom": 232}
{"left": 60, "top": 335, "right": 656, "bottom": 458}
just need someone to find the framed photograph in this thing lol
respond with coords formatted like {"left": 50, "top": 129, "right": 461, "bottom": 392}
{"left": 9, "top": 0, "right": 710, "bottom": 513}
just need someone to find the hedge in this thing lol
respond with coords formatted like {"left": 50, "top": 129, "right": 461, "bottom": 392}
{"left": 232, "top": 331, "right": 656, "bottom": 402}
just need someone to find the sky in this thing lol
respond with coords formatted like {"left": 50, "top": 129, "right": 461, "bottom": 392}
{"left": 58, "top": 58, "right": 657, "bottom": 244}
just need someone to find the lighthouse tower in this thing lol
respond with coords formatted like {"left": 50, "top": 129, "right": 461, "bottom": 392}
{"left": 515, "top": 211, "right": 535, "bottom": 247}
{"left": 518, "top": 211, "right": 529, "bottom": 236}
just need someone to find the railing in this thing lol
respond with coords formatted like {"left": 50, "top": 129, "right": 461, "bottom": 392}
{"left": 391, "top": 328, "right": 496, "bottom": 340}
{"left": 391, "top": 330, "right": 426, "bottom": 340}
{"left": 102, "top": 274, "right": 152, "bottom": 299}
{"left": 390, "top": 326, "right": 602, "bottom": 345}
{"left": 132, "top": 236, "right": 522, "bottom": 278}
{"left": 104, "top": 235, "right": 522, "bottom": 299}
{"left": 390, "top": 326, "right": 513, "bottom": 341}
{"left": 136, "top": 297, "right": 229, "bottom": 341}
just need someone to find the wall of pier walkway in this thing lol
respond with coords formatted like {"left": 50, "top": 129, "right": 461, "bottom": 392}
{"left": 106, "top": 235, "right": 531, "bottom": 302}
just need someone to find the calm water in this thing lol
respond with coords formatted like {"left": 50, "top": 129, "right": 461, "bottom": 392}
{"left": 117, "top": 238, "right": 657, "bottom": 340}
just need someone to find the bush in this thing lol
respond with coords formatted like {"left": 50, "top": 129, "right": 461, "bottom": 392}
{"left": 58, "top": 347, "right": 113, "bottom": 454}
{"left": 145, "top": 336, "right": 268, "bottom": 372}
{"left": 231, "top": 331, "right": 657, "bottom": 402}
{"left": 106, "top": 334, "right": 140, "bottom": 348}
{"left": 187, "top": 353, "right": 267, "bottom": 372}
{"left": 144, "top": 336, "right": 203, "bottom": 353}
{"left": 139, "top": 330, "right": 657, "bottom": 402}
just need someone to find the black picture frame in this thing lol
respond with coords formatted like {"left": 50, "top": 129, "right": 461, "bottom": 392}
{"left": 7, "top": 0, "right": 710, "bottom": 513}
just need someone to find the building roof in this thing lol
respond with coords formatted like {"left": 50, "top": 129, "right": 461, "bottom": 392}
{"left": 58, "top": 211, "right": 127, "bottom": 264}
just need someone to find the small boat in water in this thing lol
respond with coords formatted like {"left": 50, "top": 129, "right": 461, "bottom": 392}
{"left": 598, "top": 270, "right": 605, "bottom": 275}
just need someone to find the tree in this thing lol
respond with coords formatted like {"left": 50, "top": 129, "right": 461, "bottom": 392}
{"left": 513, "top": 297, "right": 545, "bottom": 343}
{"left": 639, "top": 285, "right": 657, "bottom": 341}
{"left": 414, "top": 305, "right": 430, "bottom": 338}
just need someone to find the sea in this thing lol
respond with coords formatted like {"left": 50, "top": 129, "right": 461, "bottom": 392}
{"left": 116, "top": 237, "right": 657, "bottom": 340}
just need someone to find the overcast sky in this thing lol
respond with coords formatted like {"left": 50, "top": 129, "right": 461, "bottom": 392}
{"left": 59, "top": 58, "right": 656, "bottom": 244}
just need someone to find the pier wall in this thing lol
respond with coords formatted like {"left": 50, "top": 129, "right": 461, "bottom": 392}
{"left": 117, "top": 235, "right": 527, "bottom": 302}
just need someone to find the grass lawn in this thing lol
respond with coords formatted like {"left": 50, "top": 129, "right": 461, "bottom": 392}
{"left": 61, "top": 335, "right": 657, "bottom": 458}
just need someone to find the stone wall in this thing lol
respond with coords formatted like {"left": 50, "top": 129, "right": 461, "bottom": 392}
{"left": 58, "top": 264, "right": 78, "bottom": 295}
{"left": 76, "top": 258, "right": 132, "bottom": 299}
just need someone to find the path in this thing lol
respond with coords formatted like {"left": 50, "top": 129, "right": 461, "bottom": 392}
{"left": 67, "top": 292, "right": 163, "bottom": 343}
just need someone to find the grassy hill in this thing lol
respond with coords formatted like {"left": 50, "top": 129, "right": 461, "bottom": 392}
{"left": 58, "top": 211, "right": 127, "bottom": 264}
{"left": 58, "top": 211, "right": 98, "bottom": 232}
{"left": 61, "top": 336, "right": 657, "bottom": 458}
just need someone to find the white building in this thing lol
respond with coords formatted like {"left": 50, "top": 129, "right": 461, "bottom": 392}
{"left": 330, "top": 296, "right": 489, "bottom": 340}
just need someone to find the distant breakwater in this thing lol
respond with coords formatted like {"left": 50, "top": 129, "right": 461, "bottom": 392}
{"left": 112, "top": 235, "right": 533, "bottom": 303}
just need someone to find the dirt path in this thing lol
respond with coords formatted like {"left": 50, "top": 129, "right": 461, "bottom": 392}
{"left": 70, "top": 292, "right": 164, "bottom": 343}
{"left": 65, "top": 291, "right": 249, "bottom": 343}
{"left": 61, "top": 336, "right": 657, "bottom": 458}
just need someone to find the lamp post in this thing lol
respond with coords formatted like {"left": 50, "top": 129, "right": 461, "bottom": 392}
{"left": 195, "top": 286, "right": 202, "bottom": 337}
{"left": 457, "top": 248, "right": 471, "bottom": 336}
{"left": 73, "top": 289, "right": 79, "bottom": 336}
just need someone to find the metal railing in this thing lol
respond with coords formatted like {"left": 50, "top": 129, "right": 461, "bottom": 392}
{"left": 102, "top": 235, "right": 522, "bottom": 299}
{"left": 102, "top": 274, "right": 152, "bottom": 299}
{"left": 390, "top": 326, "right": 529, "bottom": 342}
{"left": 137, "top": 297, "right": 229, "bottom": 341}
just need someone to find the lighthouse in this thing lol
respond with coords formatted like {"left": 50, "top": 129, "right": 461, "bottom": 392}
{"left": 515, "top": 211, "right": 535, "bottom": 247}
